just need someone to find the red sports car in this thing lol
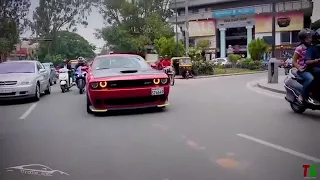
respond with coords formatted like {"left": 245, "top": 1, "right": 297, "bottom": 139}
{"left": 86, "top": 54, "right": 170, "bottom": 114}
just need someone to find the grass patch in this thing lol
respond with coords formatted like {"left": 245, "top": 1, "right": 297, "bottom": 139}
{"left": 214, "top": 68, "right": 258, "bottom": 75}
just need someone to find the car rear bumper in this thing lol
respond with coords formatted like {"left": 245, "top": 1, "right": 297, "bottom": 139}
{"left": 0, "top": 85, "right": 36, "bottom": 100}
{"left": 88, "top": 86, "right": 170, "bottom": 111}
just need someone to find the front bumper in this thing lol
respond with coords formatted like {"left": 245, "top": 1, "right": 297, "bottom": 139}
{"left": 88, "top": 85, "right": 170, "bottom": 111}
{"left": 0, "top": 84, "right": 36, "bottom": 100}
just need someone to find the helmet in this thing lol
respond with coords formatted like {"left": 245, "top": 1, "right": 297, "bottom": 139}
{"left": 63, "top": 59, "right": 68, "bottom": 63}
{"left": 314, "top": 28, "right": 320, "bottom": 40}
{"left": 78, "top": 57, "right": 84, "bottom": 63}
{"left": 298, "top": 28, "right": 314, "bottom": 43}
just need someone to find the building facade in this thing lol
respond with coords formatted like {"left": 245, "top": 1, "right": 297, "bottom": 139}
{"left": 169, "top": 0, "right": 313, "bottom": 58}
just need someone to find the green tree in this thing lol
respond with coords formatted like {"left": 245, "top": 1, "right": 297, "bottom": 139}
{"left": 31, "top": 0, "right": 97, "bottom": 56}
{"left": 0, "top": 0, "right": 31, "bottom": 61}
{"left": 154, "top": 37, "right": 184, "bottom": 58}
{"left": 196, "top": 40, "right": 210, "bottom": 50}
{"left": 96, "top": 0, "right": 174, "bottom": 53}
{"left": 54, "top": 31, "right": 96, "bottom": 59}
{"left": 248, "top": 38, "right": 268, "bottom": 61}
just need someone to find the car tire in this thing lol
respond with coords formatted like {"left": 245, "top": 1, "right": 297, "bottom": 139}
{"left": 45, "top": 82, "right": 51, "bottom": 95}
{"left": 86, "top": 94, "right": 93, "bottom": 114}
{"left": 33, "top": 84, "right": 41, "bottom": 102}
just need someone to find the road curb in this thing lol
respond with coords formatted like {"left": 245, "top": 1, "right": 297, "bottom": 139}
{"left": 256, "top": 83, "right": 286, "bottom": 94}
{"left": 177, "top": 70, "right": 266, "bottom": 79}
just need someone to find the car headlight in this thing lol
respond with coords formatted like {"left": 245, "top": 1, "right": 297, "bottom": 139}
{"left": 91, "top": 82, "right": 99, "bottom": 89}
{"left": 99, "top": 81, "right": 107, "bottom": 88}
{"left": 160, "top": 78, "right": 168, "bottom": 84}
{"left": 153, "top": 79, "right": 160, "bottom": 85}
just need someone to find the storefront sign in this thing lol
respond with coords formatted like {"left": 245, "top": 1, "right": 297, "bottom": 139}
{"left": 188, "top": 20, "right": 216, "bottom": 37}
{"left": 212, "top": 7, "right": 255, "bottom": 18}
{"left": 216, "top": 17, "right": 255, "bottom": 28}
{"left": 255, "top": 12, "right": 304, "bottom": 33}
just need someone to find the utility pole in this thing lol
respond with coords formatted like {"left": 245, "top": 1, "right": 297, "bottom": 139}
{"left": 271, "top": 1, "right": 276, "bottom": 58}
{"left": 185, "top": 0, "right": 189, "bottom": 54}
{"left": 175, "top": 0, "right": 179, "bottom": 55}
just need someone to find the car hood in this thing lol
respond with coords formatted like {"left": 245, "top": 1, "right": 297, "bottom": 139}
{"left": 92, "top": 68, "right": 167, "bottom": 80}
{"left": 0, "top": 73, "right": 36, "bottom": 81}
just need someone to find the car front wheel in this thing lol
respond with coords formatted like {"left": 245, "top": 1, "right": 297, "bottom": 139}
{"left": 33, "top": 84, "right": 41, "bottom": 102}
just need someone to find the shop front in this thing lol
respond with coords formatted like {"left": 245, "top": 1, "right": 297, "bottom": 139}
{"left": 212, "top": 7, "right": 255, "bottom": 58}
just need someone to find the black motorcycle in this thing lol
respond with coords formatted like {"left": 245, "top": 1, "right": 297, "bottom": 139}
{"left": 284, "top": 69, "right": 320, "bottom": 113}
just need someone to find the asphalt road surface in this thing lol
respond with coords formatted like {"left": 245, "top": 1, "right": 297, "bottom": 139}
{"left": 1, "top": 72, "right": 320, "bottom": 180}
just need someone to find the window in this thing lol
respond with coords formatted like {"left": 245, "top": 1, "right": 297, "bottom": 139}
{"left": 280, "top": 32, "right": 290, "bottom": 44}
{"left": 93, "top": 56, "right": 151, "bottom": 70}
{"left": 262, "top": 36, "right": 273, "bottom": 45}
{"left": 291, "top": 30, "right": 299, "bottom": 43}
{"left": 36, "top": 62, "right": 43, "bottom": 71}
{"left": 0, "top": 62, "right": 35, "bottom": 74}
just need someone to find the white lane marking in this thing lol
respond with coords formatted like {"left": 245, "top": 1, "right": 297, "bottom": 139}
{"left": 237, "top": 133, "right": 320, "bottom": 163}
{"left": 246, "top": 80, "right": 284, "bottom": 99}
{"left": 19, "top": 103, "right": 38, "bottom": 120}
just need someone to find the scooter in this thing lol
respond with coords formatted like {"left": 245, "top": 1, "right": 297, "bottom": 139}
{"left": 58, "top": 68, "right": 73, "bottom": 93}
{"left": 163, "top": 67, "right": 175, "bottom": 86}
{"left": 75, "top": 66, "right": 87, "bottom": 94}
{"left": 284, "top": 68, "right": 320, "bottom": 113}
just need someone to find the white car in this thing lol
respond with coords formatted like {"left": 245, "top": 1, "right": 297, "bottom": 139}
{"left": 211, "top": 58, "right": 230, "bottom": 65}
{"left": 0, "top": 60, "right": 51, "bottom": 101}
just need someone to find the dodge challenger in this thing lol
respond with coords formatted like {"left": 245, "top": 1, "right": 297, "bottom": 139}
{"left": 86, "top": 54, "right": 170, "bottom": 114}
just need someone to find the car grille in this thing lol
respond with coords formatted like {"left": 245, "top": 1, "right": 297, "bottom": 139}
{"left": 96, "top": 95, "right": 167, "bottom": 106}
{"left": 0, "top": 81, "right": 17, "bottom": 86}
{"left": 107, "top": 79, "right": 154, "bottom": 88}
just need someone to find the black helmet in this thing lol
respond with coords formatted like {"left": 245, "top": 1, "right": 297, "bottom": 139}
{"left": 298, "top": 28, "right": 314, "bottom": 43}
{"left": 314, "top": 28, "right": 320, "bottom": 40}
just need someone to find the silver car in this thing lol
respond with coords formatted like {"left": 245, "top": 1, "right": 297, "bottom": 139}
{"left": 43, "top": 62, "right": 58, "bottom": 85}
{"left": 0, "top": 60, "right": 51, "bottom": 101}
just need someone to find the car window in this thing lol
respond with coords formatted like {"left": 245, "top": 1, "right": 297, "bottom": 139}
{"left": 93, "top": 56, "right": 151, "bottom": 70}
{"left": 0, "top": 62, "right": 35, "bottom": 74}
{"left": 36, "top": 62, "right": 43, "bottom": 71}
{"left": 24, "top": 165, "right": 52, "bottom": 171}
{"left": 217, "top": 59, "right": 226, "bottom": 63}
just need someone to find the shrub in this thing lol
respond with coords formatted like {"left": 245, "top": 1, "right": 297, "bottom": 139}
{"left": 193, "top": 61, "right": 214, "bottom": 75}
{"left": 248, "top": 38, "right": 268, "bottom": 61}
{"left": 228, "top": 54, "right": 241, "bottom": 66}
{"left": 248, "top": 60, "right": 264, "bottom": 70}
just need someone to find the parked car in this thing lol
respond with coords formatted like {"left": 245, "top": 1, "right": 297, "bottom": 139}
{"left": 0, "top": 60, "right": 51, "bottom": 101}
{"left": 211, "top": 58, "right": 231, "bottom": 66}
{"left": 42, "top": 62, "right": 58, "bottom": 85}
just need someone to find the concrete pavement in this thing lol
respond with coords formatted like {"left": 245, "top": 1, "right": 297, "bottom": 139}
{"left": 256, "top": 75, "right": 286, "bottom": 94}
{"left": 1, "top": 73, "right": 320, "bottom": 180}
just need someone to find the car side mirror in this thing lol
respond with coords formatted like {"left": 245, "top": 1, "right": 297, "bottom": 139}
{"left": 39, "top": 69, "right": 46, "bottom": 73}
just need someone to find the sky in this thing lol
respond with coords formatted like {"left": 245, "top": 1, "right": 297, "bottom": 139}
{"left": 24, "top": 0, "right": 105, "bottom": 53}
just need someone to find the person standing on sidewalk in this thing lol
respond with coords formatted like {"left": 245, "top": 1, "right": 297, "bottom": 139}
{"left": 292, "top": 28, "right": 315, "bottom": 104}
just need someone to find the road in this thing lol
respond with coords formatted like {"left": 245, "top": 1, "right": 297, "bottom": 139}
{"left": 1, "top": 72, "right": 320, "bottom": 180}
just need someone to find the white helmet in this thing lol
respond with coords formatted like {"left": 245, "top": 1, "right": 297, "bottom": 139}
{"left": 78, "top": 57, "right": 84, "bottom": 61}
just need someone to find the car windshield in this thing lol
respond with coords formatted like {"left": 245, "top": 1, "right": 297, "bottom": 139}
{"left": 43, "top": 64, "right": 51, "bottom": 70}
{"left": 0, "top": 61, "right": 35, "bottom": 74}
{"left": 180, "top": 58, "right": 191, "bottom": 65}
{"left": 93, "top": 56, "right": 151, "bottom": 70}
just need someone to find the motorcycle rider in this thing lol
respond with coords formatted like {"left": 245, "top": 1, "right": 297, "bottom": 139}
{"left": 305, "top": 28, "right": 320, "bottom": 78}
{"left": 75, "top": 57, "right": 87, "bottom": 70}
{"left": 292, "top": 28, "right": 314, "bottom": 104}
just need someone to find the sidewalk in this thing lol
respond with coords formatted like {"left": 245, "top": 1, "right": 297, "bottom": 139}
{"left": 256, "top": 75, "right": 286, "bottom": 94}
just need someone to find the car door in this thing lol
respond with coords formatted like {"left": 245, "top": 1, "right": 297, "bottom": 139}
{"left": 36, "top": 62, "right": 47, "bottom": 91}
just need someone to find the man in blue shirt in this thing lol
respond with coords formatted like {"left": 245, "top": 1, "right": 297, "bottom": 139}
{"left": 305, "top": 28, "right": 320, "bottom": 77}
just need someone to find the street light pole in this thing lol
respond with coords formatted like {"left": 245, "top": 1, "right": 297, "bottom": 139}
{"left": 175, "top": 0, "right": 179, "bottom": 55}
{"left": 271, "top": 1, "right": 276, "bottom": 58}
{"left": 185, "top": 0, "right": 189, "bottom": 54}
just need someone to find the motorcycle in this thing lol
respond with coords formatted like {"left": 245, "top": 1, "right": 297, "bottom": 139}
{"left": 75, "top": 66, "right": 87, "bottom": 94}
{"left": 284, "top": 68, "right": 320, "bottom": 113}
{"left": 58, "top": 68, "right": 73, "bottom": 93}
{"left": 163, "top": 67, "right": 175, "bottom": 86}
